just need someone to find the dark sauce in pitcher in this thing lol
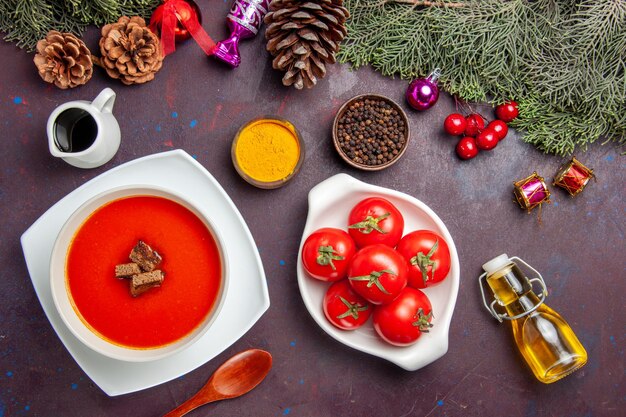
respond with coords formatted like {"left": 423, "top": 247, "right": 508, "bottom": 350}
{"left": 54, "top": 108, "right": 98, "bottom": 153}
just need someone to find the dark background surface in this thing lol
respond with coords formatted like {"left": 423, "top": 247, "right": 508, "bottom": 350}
{"left": 0, "top": 3, "right": 624, "bottom": 416}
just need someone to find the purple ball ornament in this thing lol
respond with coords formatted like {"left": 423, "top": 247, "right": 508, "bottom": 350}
{"left": 406, "top": 68, "right": 441, "bottom": 111}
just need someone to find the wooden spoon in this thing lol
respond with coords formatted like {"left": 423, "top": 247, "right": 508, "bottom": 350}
{"left": 163, "top": 349, "right": 272, "bottom": 417}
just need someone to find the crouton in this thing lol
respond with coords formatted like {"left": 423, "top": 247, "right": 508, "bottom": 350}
{"left": 115, "top": 263, "right": 141, "bottom": 279}
{"left": 129, "top": 240, "right": 162, "bottom": 272}
{"left": 130, "top": 270, "right": 165, "bottom": 297}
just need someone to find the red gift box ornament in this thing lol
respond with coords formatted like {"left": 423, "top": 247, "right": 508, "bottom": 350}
{"left": 149, "top": 0, "right": 216, "bottom": 56}
{"left": 553, "top": 157, "right": 595, "bottom": 197}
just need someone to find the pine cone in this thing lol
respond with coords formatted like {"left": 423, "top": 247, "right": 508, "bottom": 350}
{"left": 96, "top": 16, "right": 163, "bottom": 85}
{"left": 265, "top": 0, "right": 349, "bottom": 89}
{"left": 33, "top": 31, "right": 93, "bottom": 89}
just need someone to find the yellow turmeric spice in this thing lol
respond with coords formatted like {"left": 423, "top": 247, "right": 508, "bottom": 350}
{"left": 234, "top": 119, "right": 301, "bottom": 183}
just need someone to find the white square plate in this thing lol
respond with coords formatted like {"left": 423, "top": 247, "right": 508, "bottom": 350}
{"left": 21, "top": 150, "right": 270, "bottom": 396}
{"left": 297, "top": 174, "right": 460, "bottom": 370}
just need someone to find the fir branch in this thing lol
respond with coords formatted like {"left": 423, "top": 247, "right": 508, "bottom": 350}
{"left": 338, "top": 0, "right": 626, "bottom": 155}
{"left": 2, "top": 0, "right": 55, "bottom": 50}
{"left": 0, "top": 0, "right": 161, "bottom": 52}
{"left": 384, "top": 0, "right": 465, "bottom": 7}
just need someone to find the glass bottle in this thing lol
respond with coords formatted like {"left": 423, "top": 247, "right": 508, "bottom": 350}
{"left": 479, "top": 254, "right": 587, "bottom": 383}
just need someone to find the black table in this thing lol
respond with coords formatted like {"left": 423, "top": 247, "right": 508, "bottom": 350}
{"left": 1, "top": 7, "right": 623, "bottom": 415}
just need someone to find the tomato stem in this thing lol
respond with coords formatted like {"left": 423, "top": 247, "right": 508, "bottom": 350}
{"left": 412, "top": 308, "right": 434, "bottom": 332}
{"left": 349, "top": 269, "right": 395, "bottom": 294}
{"left": 336, "top": 296, "right": 369, "bottom": 320}
{"left": 348, "top": 212, "right": 390, "bottom": 234}
{"left": 316, "top": 245, "right": 344, "bottom": 271}
{"left": 410, "top": 239, "right": 438, "bottom": 285}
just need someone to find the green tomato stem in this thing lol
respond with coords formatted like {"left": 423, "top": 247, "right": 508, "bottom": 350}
{"left": 336, "top": 296, "right": 369, "bottom": 320}
{"left": 349, "top": 269, "right": 395, "bottom": 294}
{"left": 348, "top": 212, "right": 390, "bottom": 234}
{"left": 412, "top": 308, "right": 434, "bottom": 332}
{"left": 410, "top": 239, "right": 438, "bottom": 285}
{"left": 316, "top": 245, "right": 344, "bottom": 271}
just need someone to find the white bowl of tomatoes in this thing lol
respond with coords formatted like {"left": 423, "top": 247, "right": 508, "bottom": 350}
{"left": 297, "top": 174, "right": 460, "bottom": 371}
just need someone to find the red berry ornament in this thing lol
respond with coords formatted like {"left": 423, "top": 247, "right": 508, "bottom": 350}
{"left": 495, "top": 101, "right": 519, "bottom": 122}
{"left": 476, "top": 129, "right": 498, "bottom": 150}
{"left": 456, "top": 137, "right": 479, "bottom": 160}
{"left": 443, "top": 113, "right": 467, "bottom": 136}
{"left": 487, "top": 120, "right": 508, "bottom": 141}
{"left": 465, "top": 114, "right": 485, "bottom": 137}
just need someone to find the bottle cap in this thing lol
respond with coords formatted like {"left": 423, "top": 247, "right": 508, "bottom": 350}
{"left": 482, "top": 254, "right": 510, "bottom": 275}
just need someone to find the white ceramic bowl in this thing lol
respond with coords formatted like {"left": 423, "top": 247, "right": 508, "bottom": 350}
{"left": 297, "top": 174, "right": 460, "bottom": 370}
{"left": 50, "top": 185, "right": 229, "bottom": 362}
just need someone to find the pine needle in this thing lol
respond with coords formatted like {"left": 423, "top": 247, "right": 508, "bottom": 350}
{"left": 0, "top": 0, "right": 161, "bottom": 52}
{"left": 338, "top": 0, "right": 626, "bottom": 155}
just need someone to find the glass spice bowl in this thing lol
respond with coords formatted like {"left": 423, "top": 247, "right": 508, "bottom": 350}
{"left": 231, "top": 116, "right": 305, "bottom": 189}
{"left": 332, "top": 94, "right": 411, "bottom": 171}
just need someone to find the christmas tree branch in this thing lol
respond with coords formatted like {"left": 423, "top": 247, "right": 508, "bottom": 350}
{"left": 384, "top": 0, "right": 465, "bottom": 7}
{"left": 338, "top": 0, "right": 626, "bottom": 155}
{"left": 0, "top": 0, "right": 161, "bottom": 52}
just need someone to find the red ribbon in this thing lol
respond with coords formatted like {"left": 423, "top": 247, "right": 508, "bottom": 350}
{"left": 153, "top": 0, "right": 216, "bottom": 57}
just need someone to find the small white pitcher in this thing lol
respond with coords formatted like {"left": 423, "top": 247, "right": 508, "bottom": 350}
{"left": 47, "top": 88, "right": 121, "bottom": 169}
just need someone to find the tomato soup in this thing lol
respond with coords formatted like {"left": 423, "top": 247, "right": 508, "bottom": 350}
{"left": 66, "top": 195, "right": 222, "bottom": 349}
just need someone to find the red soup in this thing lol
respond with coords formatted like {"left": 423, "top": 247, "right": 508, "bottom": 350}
{"left": 66, "top": 195, "right": 222, "bottom": 349}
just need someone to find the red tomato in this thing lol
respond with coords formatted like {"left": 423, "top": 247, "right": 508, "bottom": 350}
{"left": 456, "top": 136, "right": 479, "bottom": 160}
{"left": 495, "top": 101, "right": 519, "bottom": 122}
{"left": 464, "top": 114, "right": 485, "bottom": 137}
{"left": 487, "top": 120, "right": 508, "bottom": 141}
{"left": 302, "top": 228, "right": 356, "bottom": 282}
{"left": 348, "top": 244, "right": 408, "bottom": 305}
{"left": 323, "top": 280, "right": 372, "bottom": 330}
{"left": 348, "top": 197, "right": 404, "bottom": 248}
{"left": 475, "top": 129, "right": 498, "bottom": 151}
{"left": 443, "top": 113, "right": 467, "bottom": 136}
{"left": 373, "top": 287, "right": 433, "bottom": 346}
{"left": 396, "top": 230, "right": 451, "bottom": 289}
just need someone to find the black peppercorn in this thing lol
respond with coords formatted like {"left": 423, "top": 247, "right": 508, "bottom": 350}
{"left": 336, "top": 97, "right": 407, "bottom": 168}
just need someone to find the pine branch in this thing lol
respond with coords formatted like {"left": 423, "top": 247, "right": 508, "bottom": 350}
{"left": 0, "top": 0, "right": 161, "bottom": 52}
{"left": 385, "top": 0, "right": 465, "bottom": 7}
{"left": 2, "top": 0, "right": 55, "bottom": 50}
{"left": 338, "top": 0, "right": 626, "bottom": 156}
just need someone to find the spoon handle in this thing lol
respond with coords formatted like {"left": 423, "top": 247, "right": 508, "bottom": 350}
{"left": 162, "top": 389, "right": 220, "bottom": 417}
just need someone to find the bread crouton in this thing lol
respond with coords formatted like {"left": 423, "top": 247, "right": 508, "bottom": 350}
{"left": 129, "top": 240, "right": 162, "bottom": 272}
{"left": 115, "top": 263, "right": 141, "bottom": 279}
{"left": 130, "top": 270, "right": 165, "bottom": 297}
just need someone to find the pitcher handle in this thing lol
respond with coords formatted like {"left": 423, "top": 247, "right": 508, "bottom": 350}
{"left": 92, "top": 88, "right": 116, "bottom": 113}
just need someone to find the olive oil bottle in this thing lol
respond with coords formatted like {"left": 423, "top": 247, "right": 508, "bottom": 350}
{"left": 479, "top": 254, "right": 587, "bottom": 383}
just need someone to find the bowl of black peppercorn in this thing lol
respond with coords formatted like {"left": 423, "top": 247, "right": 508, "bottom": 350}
{"left": 332, "top": 94, "right": 410, "bottom": 171}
